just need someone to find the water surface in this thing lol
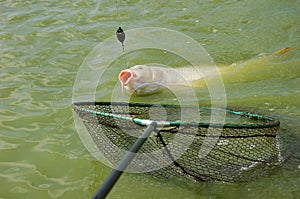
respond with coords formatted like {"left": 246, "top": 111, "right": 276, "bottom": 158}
{"left": 1, "top": 0, "right": 299, "bottom": 198}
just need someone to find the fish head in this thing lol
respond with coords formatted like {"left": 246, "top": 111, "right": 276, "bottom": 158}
{"left": 118, "top": 65, "right": 164, "bottom": 95}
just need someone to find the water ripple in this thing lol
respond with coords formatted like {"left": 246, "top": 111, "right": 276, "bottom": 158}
{"left": 0, "top": 0, "right": 299, "bottom": 198}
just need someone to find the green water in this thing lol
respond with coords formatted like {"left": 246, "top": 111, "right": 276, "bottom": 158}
{"left": 1, "top": 0, "right": 299, "bottom": 198}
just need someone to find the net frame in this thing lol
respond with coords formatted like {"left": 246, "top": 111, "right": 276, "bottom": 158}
{"left": 73, "top": 102, "right": 279, "bottom": 128}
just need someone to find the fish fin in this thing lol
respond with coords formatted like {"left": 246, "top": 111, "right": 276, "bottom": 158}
{"left": 271, "top": 47, "right": 291, "bottom": 56}
{"left": 135, "top": 82, "right": 163, "bottom": 95}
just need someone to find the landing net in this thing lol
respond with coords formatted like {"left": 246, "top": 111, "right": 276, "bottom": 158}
{"left": 73, "top": 101, "right": 282, "bottom": 182}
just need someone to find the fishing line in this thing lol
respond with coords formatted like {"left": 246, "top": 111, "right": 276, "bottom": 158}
{"left": 115, "top": 0, "right": 121, "bottom": 27}
{"left": 115, "top": 0, "right": 125, "bottom": 52}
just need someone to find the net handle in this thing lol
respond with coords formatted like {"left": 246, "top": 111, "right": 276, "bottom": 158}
{"left": 91, "top": 122, "right": 158, "bottom": 199}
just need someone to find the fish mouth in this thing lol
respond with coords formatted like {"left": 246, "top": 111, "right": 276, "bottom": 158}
{"left": 118, "top": 69, "right": 135, "bottom": 86}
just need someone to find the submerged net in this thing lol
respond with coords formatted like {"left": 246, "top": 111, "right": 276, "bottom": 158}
{"left": 73, "top": 101, "right": 283, "bottom": 182}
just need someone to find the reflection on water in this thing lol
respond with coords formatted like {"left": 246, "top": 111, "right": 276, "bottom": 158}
{"left": 0, "top": 0, "right": 299, "bottom": 198}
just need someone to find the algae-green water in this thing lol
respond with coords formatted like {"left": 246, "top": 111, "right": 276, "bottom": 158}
{"left": 1, "top": 1, "right": 299, "bottom": 198}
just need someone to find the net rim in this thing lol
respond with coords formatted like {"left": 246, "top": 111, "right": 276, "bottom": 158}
{"left": 72, "top": 101, "right": 280, "bottom": 129}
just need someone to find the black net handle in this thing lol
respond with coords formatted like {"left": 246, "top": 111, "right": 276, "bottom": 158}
{"left": 91, "top": 122, "right": 158, "bottom": 199}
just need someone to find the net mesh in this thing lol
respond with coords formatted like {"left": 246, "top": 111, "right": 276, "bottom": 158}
{"left": 73, "top": 102, "right": 282, "bottom": 182}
